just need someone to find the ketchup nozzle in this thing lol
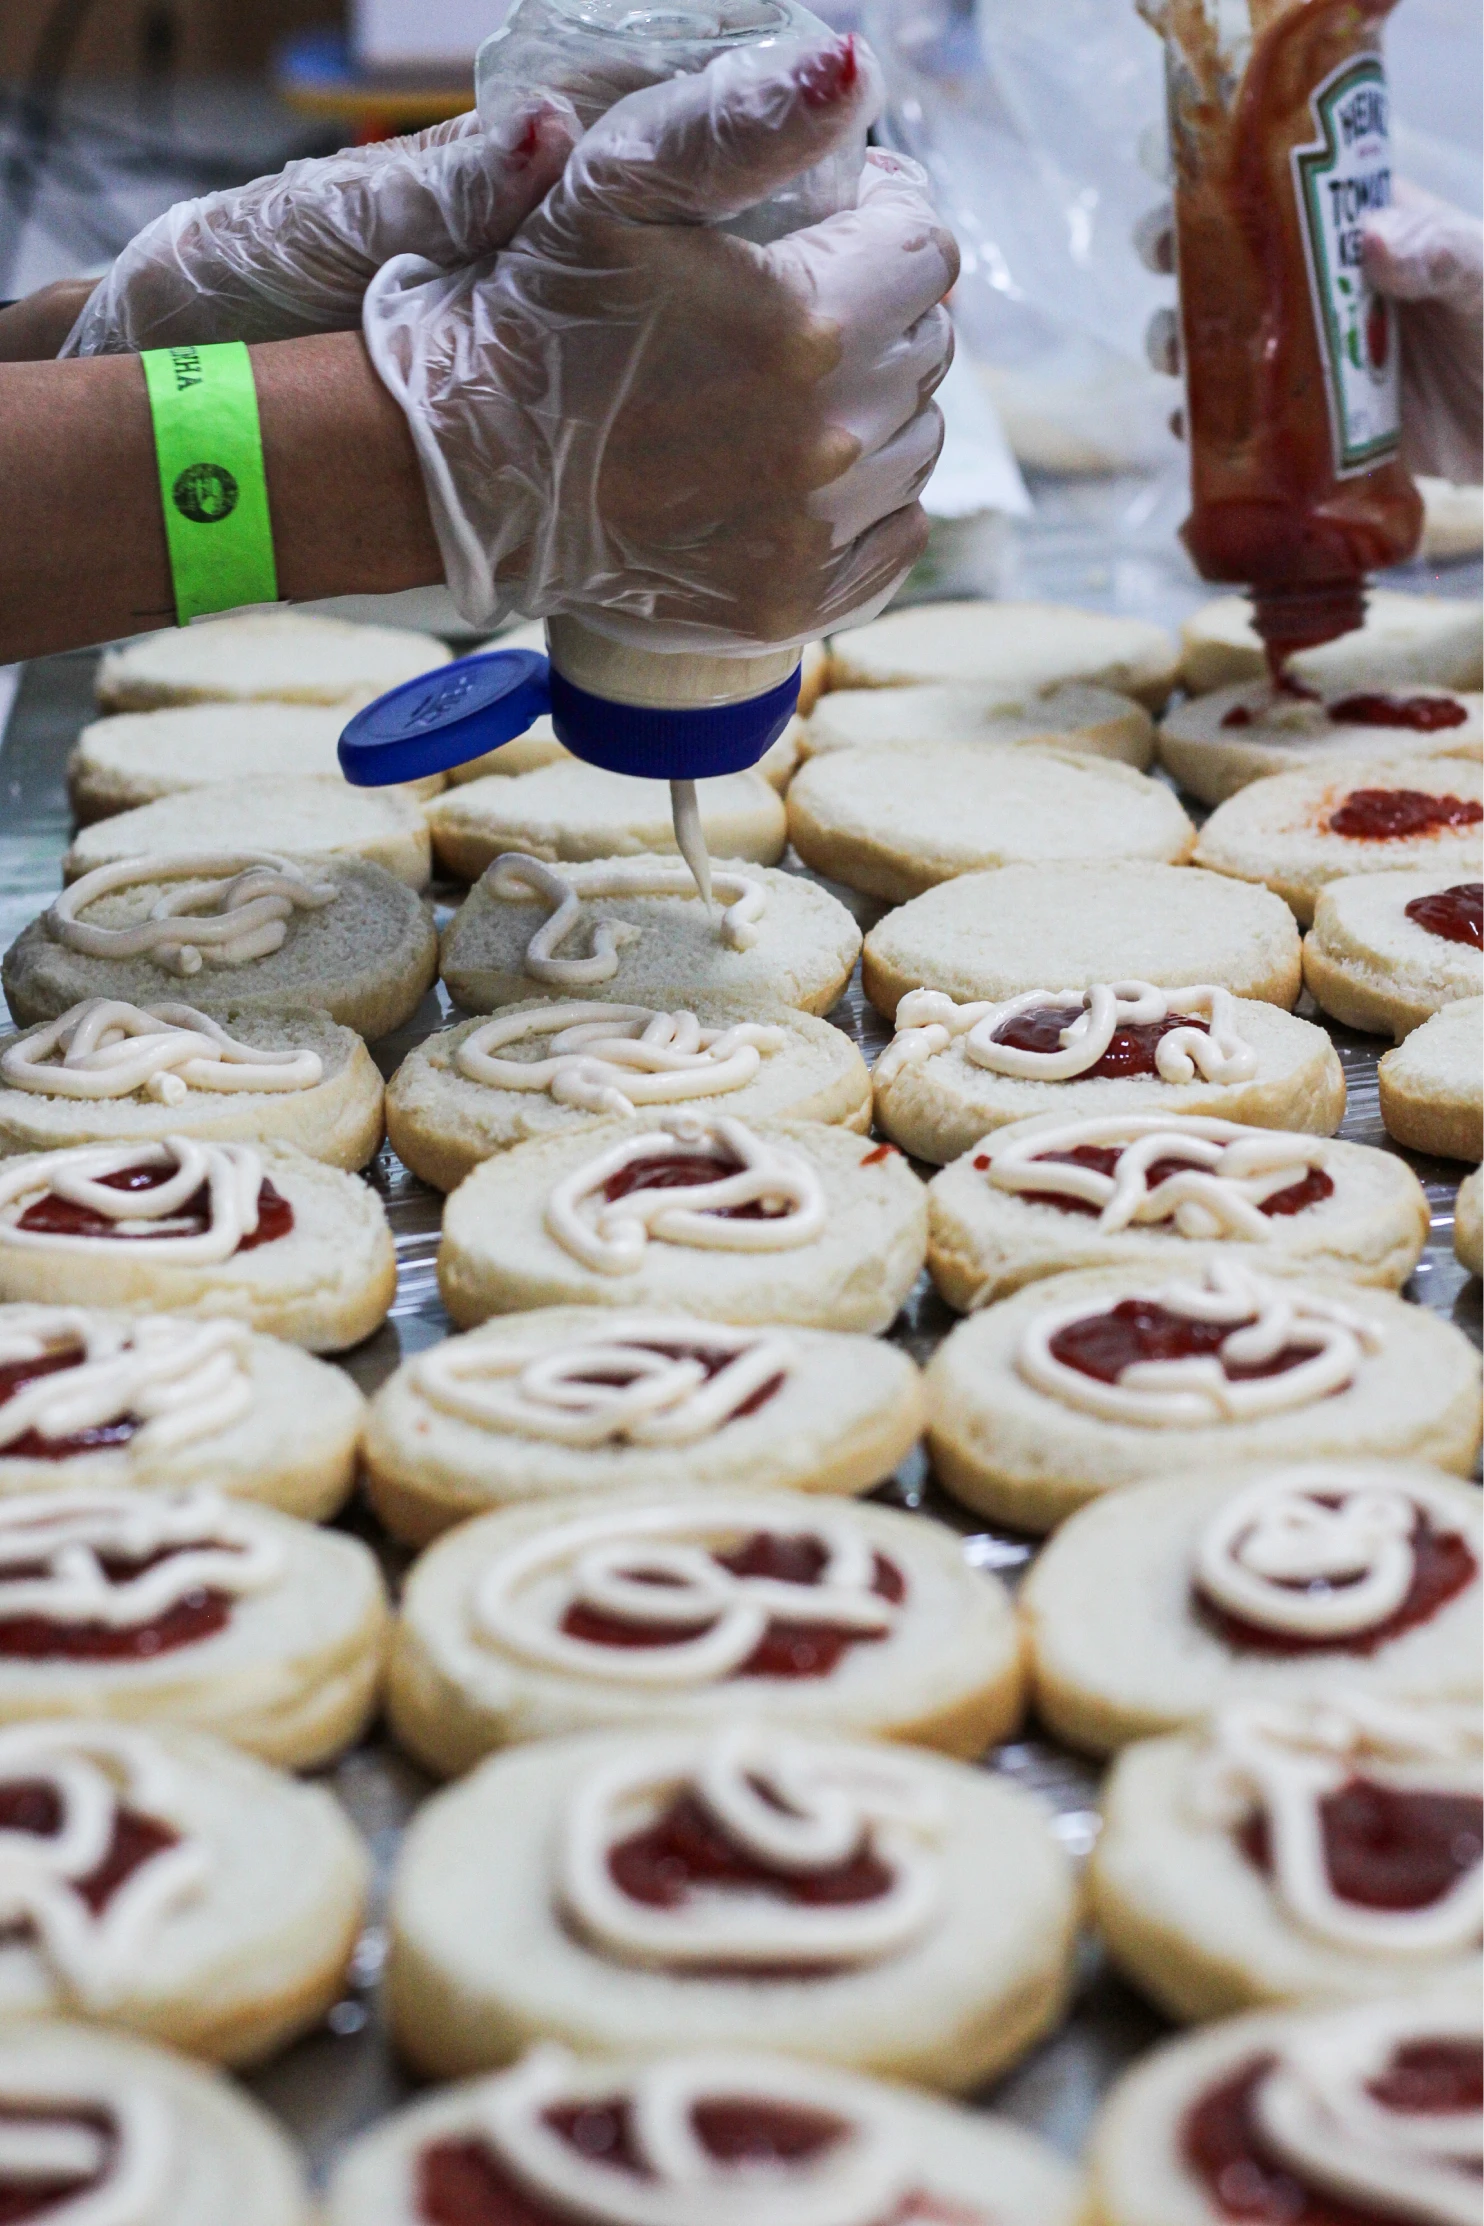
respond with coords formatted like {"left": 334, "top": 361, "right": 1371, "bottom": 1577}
{"left": 1250, "top": 581, "right": 1369, "bottom": 689}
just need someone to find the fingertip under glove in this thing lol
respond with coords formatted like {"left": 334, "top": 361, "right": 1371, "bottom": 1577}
{"left": 62, "top": 99, "right": 575, "bottom": 357}
{"left": 1362, "top": 184, "right": 1483, "bottom": 317}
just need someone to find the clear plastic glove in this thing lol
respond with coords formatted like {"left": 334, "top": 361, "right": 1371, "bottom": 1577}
{"left": 61, "top": 104, "right": 576, "bottom": 357}
{"left": 1362, "top": 181, "right": 1483, "bottom": 487}
{"left": 363, "top": 35, "right": 959, "bottom": 647}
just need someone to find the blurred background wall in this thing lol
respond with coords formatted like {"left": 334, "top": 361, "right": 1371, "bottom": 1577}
{"left": 0, "top": 0, "right": 343, "bottom": 81}
{"left": 0, "top": 0, "right": 490, "bottom": 301}
{"left": 0, "top": 0, "right": 519, "bottom": 81}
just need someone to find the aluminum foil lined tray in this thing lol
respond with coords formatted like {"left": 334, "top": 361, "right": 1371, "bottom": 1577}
{"left": 1, "top": 630, "right": 1478, "bottom": 2191}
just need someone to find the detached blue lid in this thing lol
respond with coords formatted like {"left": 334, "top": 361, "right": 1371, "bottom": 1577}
{"left": 337, "top": 649, "right": 551, "bottom": 787}
{"left": 338, "top": 645, "right": 802, "bottom": 787}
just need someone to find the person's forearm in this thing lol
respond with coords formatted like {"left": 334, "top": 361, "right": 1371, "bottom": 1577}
{"left": 0, "top": 278, "right": 97, "bottom": 362}
{"left": 0, "top": 330, "right": 443, "bottom": 663}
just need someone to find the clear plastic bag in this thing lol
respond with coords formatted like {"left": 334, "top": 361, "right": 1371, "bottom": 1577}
{"left": 863, "top": 0, "right": 1180, "bottom": 472}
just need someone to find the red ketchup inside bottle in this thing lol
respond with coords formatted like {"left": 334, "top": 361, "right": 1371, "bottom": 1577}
{"left": 15, "top": 1163, "right": 292, "bottom": 1250}
{"left": 989, "top": 1004, "right": 1211, "bottom": 1079}
{"left": 1165, "top": 0, "right": 1421, "bottom": 678}
{"left": 560, "top": 1531, "right": 904, "bottom": 1677}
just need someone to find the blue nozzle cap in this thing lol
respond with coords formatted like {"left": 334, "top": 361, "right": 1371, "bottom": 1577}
{"left": 337, "top": 649, "right": 552, "bottom": 786}
{"left": 337, "top": 644, "right": 801, "bottom": 786}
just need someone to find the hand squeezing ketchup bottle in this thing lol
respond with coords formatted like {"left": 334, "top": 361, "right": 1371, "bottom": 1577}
{"left": 1143, "top": 0, "right": 1423, "bottom": 676}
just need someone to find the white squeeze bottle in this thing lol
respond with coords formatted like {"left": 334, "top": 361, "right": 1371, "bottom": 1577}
{"left": 339, "top": 0, "right": 866, "bottom": 901}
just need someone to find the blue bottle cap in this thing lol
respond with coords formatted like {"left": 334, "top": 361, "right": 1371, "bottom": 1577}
{"left": 340, "top": 646, "right": 801, "bottom": 787}
{"left": 549, "top": 660, "right": 801, "bottom": 780}
{"left": 337, "top": 649, "right": 551, "bottom": 787}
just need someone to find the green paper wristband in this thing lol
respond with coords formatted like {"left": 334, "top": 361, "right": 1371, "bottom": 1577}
{"left": 141, "top": 341, "right": 278, "bottom": 625}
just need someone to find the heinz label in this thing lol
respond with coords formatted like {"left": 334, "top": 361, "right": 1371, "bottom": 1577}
{"left": 1292, "top": 56, "right": 1401, "bottom": 475}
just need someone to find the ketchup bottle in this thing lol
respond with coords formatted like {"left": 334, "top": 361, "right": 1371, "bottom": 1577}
{"left": 1144, "top": 0, "right": 1423, "bottom": 675}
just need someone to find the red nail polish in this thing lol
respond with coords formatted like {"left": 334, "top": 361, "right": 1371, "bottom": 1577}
{"left": 798, "top": 34, "right": 858, "bottom": 109}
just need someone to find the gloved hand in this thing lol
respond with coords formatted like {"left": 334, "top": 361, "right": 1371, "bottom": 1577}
{"left": 363, "top": 35, "right": 959, "bottom": 646}
{"left": 1362, "top": 181, "right": 1483, "bottom": 487}
{"left": 62, "top": 103, "right": 576, "bottom": 356}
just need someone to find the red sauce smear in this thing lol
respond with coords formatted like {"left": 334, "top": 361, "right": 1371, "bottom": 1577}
{"left": 990, "top": 1005, "right": 1211, "bottom": 1080}
{"left": 1197, "top": 1513, "right": 1476, "bottom": 1657}
{"left": 0, "top": 2103, "right": 118, "bottom": 2225}
{"left": 1183, "top": 2056, "right": 1349, "bottom": 2222}
{"left": 1020, "top": 1143, "right": 1333, "bottom": 1221}
{"left": 15, "top": 1164, "right": 292, "bottom": 1250}
{"left": 859, "top": 1144, "right": 897, "bottom": 1166}
{"left": 602, "top": 1154, "right": 777, "bottom": 1222}
{"left": 1405, "top": 881, "right": 1483, "bottom": 950}
{"left": 558, "top": 2096, "right": 846, "bottom": 2170}
{"left": 560, "top": 1532, "right": 904, "bottom": 1678}
{"left": 0, "top": 1540, "right": 232, "bottom": 1661}
{"left": 1326, "top": 789, "right": 1483, "bottom": 841}
{"left": 415, "top": 2141, "right": 969, "bottom": 2226}
{"left": 0, "top": 1779, "right": 178, "bottom": 1917}
{"left": 1369, "top": 2039, "right": 1484, "bottom": 2113}
{"left": 1329, "top": 694, "right": 1469, "bottom": 731}
{"left": 1240, "top": 1778, "right": 1483, "bottom": 1910}
{"left": 570, "top": 1342, "right": 783, "bottom": 1425}
{"left": 0, "top": 1346, "right": 140, "bottom": 1461}
{"left": 1048, "top": 1299, "right": 1316, "bottom": 1386}
{"left": 417, "top": 2098, "right": 866, "bottom": 2226}
{"left": 1182, "top": 2047, "right": 1482, "bottom": 2224}
{"left": 1217, "top": 688, "right": 1336, "bottom": 727}
{"left": 609, "top": 1789, "right": 892, "bottom": 1915}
